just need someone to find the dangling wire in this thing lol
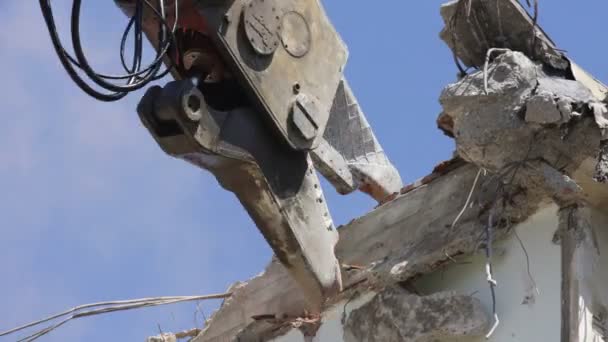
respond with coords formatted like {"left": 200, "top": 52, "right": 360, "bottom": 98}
{"left": 38, "top": 0, "right": 180, "bottom": 102}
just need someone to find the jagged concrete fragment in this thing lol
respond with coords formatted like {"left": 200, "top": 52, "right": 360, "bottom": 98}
{"left": 438, "top": 47, "right": 608, "bottom": 211}
{"left": 439, "top": 51, "right": 606, "bottom": 197}
{"left": 524, "top": 77, "right": 596, "bottom": 125}
{"left": 591, "top": 102, "right": 608, "bottom": 139}
{"left": 336, "top": 163, "right": 538, "bottom": 284}
{"left": 344, "top": 287, "right": 488, "bottom": 342}
{"left": 537, "top": 77, "right": 597, "bottom": 104}
{"left": 537, "top": 162, "right": 582, "bottom": 206}
{"left": 441, "top": 52, "right": 537, "bottom": 168}
{"left": 194, "top": 259, "right": 309, "bottom": 342}
{"left": 439, "top": 0, "right": 608, "bottom": 200}
{"left": 525, "top": 93, "right": 569, "bottom": 125}
{"left": 440, "top": 0, "right": 567, "bottom": 70}
{"left": 525, "top": 77, "right": 607, "bottom": 127}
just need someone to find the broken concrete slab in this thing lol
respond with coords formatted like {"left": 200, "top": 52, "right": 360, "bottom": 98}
{"left": 194, "top": 259, "right": 310, "bottom": 342}
{"left": 537, "top": 77, "right": 597, "bottom": 104}
{"left": 591, "top": 102, "right": 608, "bottom": 138}
{"left": 344, "top": 287, "right": 488, "bottom": 342}
{"left": 525, "top": 93, "right": 569, "bottom": 125}
{"left": 525, "top": 77, "right": 599, "bottom": 125}
{"left": 438, "top": 49, "right": 608, "bottom": 213}
{"left": 438, "top": 0, "right": 608, "bottom": 208}
{"left": 439, "top": 0, "right": 608, "bottom": 144}
{"left": 440, "top": 50, "right": 604, "bottom": 183}
{"left": 336, "top": 162, "right": 541, "bottom": 284}
{"left": 440, "top": 0, "right": 567, "bottom": 70}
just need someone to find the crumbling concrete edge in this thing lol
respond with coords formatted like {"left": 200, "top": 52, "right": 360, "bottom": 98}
{"left": 344, "top": 287, "right": 489, "bottom": 341}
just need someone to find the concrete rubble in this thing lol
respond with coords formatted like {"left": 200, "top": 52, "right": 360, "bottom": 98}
{"left": 439, "top": 49, "right": 606, "bottom": 158}
{"left": 438, "top": 49, "right": 607, "bottom": 206}
{"left": 344, "top": 287, "right": 488, "bottom": 341}
{"left": 178, "top": 1, "right": 608, "bottom": 341}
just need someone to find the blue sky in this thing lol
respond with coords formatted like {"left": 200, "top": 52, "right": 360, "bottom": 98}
{"left": 0, "top": 1, "right": 606, "bottom": 341}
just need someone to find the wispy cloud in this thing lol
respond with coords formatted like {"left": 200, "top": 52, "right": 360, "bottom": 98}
{"left": 0, "top": 2, "right": 246, "bottom": 341}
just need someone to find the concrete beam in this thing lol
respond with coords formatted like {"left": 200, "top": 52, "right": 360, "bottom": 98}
{"left": 336, "top": 162, "right": 536, "bottom": 284}
{"left": 192, "top": 259, "right": 310, "bottom": 342}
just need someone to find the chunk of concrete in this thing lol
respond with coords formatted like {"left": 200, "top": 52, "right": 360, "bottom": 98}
{"left": 525, "top": 93, "right": 564, "bottom": 124}
{"left": 537, "top": 77, "right": 597, "bottom": 104}
{"left": 336, "top": 163, "right": 534, "bottom": 284}
{"left": 193, "top": 259, "right": 310, "bottom": 342}
{"left": 440, "top": 51, "right": 602, "bottom": 174}
{"left": 440, "top": 0, "right": 567, "bottom": 70}
{"left": 591, "top": 102, "right": 608, "bottom": 137}
{"left": 344, "top": 287, "right": 488, "bottom": 342}
{"left": 525, "top": 78, "right": 600, "bottom": 126}
{"left": 440, "top": 51, "right": 539, "bottom": 170}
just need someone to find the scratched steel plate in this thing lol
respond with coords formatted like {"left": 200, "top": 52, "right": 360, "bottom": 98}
{"left": 197, "top": 0, "right": 348, "bottom": 151}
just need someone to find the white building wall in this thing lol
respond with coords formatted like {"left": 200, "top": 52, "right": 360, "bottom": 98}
{"left": 416, "top": 205, "right": 562, "bottom": 342}
{"left": 272, "top": 205, "right": 563, "bottom": 342}
{"left": 575, "top": 208, "right": 608, "bottom": 341}
{"left": 590, "top": 209, "right": 608, "bottom": 315}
